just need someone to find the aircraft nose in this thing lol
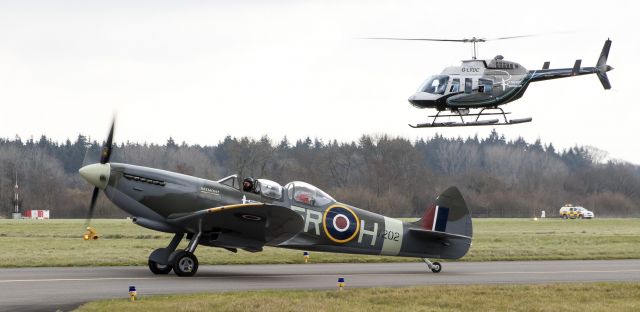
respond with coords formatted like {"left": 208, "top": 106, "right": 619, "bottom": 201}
{"left": 79, "top": 163, "right": 111, "bottom": 190}
{"left": 408, "top": 94, "right": 417, "bottom": 105}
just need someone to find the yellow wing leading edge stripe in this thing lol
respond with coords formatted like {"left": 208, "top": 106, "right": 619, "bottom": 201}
{"left": 207, "top": 203, "right": 265, "bottom": 213}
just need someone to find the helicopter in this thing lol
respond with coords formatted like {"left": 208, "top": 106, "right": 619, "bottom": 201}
{"left": 367, "top": 36, "right": 613, "bottom": 128}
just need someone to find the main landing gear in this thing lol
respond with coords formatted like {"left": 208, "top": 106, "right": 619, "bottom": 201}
{"left": 409, "top": 107, "right": 532, "bottom": 128}
{"left": 422, "top": 258, "right": 442, "bottom": 273}
{"left": 147, "top": 231, "right": 202, "bottom": 277}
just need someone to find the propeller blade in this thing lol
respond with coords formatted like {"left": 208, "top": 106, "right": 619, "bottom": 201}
{"left": 100, "top": 118, "right": 115, "bottom": 164}
{"left": 84, "top": 187, "right": 100, "bottom": 228}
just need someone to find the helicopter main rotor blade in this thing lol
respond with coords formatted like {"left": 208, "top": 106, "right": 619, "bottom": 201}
{"left": 490, "top": 34, "right": 537, "bottom": 41}
{"left": 363, "top": 37, "right": 472, "bottom": 42}
{"left": 364, "top": 34, "right": 544, "bottom": 43}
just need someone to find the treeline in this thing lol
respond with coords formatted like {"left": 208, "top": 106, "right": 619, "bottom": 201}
{"left": 0, "top": 130, "right": 639, "bottom": 218}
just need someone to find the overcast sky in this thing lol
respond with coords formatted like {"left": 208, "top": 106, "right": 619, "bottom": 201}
{"left": 1, "top": 1, "right": 638, "bottom": 163}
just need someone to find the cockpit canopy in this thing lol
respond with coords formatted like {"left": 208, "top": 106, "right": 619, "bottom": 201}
{"left": 218, "top": 175, "right": 334, "bottom": 206}
{"left": 418, "top": 75, "right": 449, "bottom": 95}
{"left": 217, "top": 175, "right": 284, "bottom": 200}
{"left": 284, "top": 181, "right": 335, "bottom": 207}
{"left": 256, "top": 179, "right": 283, "bottom": 200}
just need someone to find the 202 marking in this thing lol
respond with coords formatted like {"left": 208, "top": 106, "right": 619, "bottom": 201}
{"left": 379, "top": 230, "right": 400, "bottom": 242}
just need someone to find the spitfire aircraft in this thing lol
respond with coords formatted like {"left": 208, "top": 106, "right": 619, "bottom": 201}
{"left": 79, "top": 122, "right": 472, "bottom": 276}
{"left": 367, "top": 37, "right": 613, "bottom": 128}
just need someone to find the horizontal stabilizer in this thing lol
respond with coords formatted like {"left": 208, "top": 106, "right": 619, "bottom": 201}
{"left": 542, "top": 61, "right": 550, "bottom": 69}
{"left": 409, "top": 227, "right": 471, "bottom": 240}
{"left": 572, "top": 59, "right": 582, "bottom": 75}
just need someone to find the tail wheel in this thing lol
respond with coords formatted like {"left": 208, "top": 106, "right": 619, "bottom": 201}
{"left": 173, "top": 251, "right": 199, "bottom": 277}
{"left": 431, "top": 262, "right": 442, "bottom": 273}
{"left": 148, "top": 259, "right": 172, "bottom": 275}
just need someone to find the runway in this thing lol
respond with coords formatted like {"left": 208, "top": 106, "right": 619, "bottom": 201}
{"left": 1, "top": 259, "right": 640, "bottom": 312}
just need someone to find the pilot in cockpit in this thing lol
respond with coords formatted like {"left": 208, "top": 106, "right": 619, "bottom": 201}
{"left": 242, "top": 177, "right": 256, "bottom": 192}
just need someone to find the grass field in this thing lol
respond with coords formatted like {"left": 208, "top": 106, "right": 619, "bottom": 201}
{"left": 0, "top": 218, "right": 639, "bottom": 267}
{"left": 76, "top": 283, "right": 640, "bottom": 312}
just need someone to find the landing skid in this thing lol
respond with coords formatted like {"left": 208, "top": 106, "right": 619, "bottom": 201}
{"left": 409, "top": 107, "right": 532, "bottom": 128}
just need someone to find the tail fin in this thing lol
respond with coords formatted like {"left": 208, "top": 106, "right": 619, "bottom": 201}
{"left": 596, "top": 39, "right": 613, "bottom": 90}
{"left": 408, "top": 186, "right": 472, "bottom": 259}
{"left": 413, "top": 186, "right": 472, "bottom": 238}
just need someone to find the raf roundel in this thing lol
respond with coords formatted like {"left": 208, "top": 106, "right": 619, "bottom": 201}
{"left": 322, "top": 205, "right": 360, "bottom": 243}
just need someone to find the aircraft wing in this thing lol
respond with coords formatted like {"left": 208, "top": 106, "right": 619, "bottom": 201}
{"left": 166, "top": 203, "right": 304, "bottom": 249}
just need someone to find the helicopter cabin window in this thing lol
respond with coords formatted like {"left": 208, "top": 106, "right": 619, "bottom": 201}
{"left": 478, "top": 78, "right": 493, "bottom": 93}
{"left": 286, "top": 181, "right": 335, "bottom": 207}
{"left": 217, "top": 175, "right": 239, "bottom": 190}
{"left": 256, "top": 179, "right": 283, "bottom": 200}
{"left": 464, "top": 78, "right": 472, "bottom": 94}
{"left": 419, "top": 75, "right": 449, "bottom": 95}
{"left": 449, "top": 79, "right": 460, "bottom": 93}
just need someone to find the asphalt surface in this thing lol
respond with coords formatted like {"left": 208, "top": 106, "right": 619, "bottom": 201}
{"left": 1, "top": 259, "right": 640, "bottom": 312}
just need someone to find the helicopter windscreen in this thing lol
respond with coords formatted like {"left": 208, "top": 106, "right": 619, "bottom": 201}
{"left": 418, "top": 75, "right": 449, "bottom": 95}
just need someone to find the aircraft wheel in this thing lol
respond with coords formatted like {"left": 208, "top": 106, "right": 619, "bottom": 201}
{"left": 173, "top": 251, "right": 199, "bottom": 277}
{"left": 148, "top": 259, "right": 172, "bottom": 275}
{"left": 431, "top": 262, "right": 442, "bottom": 273}
{"left": 562, "top": 215, "right": 567, "bottom": 220}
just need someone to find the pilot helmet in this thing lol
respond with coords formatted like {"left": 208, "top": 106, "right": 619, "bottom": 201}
{"left": 242, "top": 177, "right": 255, "bottom": 192}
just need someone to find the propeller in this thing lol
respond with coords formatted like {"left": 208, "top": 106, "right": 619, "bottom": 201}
{"left": 81, "top": 118, "right": 116, "bottom": 239}
{"left": 363, "top": 34, "right": 538, "bottom": 59}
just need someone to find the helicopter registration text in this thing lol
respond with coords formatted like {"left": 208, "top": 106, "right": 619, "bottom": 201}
{"left": 461, "top": 67, "right": 480, "bottom": 73}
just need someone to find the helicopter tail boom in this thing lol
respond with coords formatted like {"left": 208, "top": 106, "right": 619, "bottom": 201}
{"left": 528, "top": 39, "right": 613, "bottom": 89}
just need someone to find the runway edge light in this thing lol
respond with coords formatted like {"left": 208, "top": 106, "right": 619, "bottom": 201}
{"left": 303, "top": 251, "right": 309, "bottom": 263}
{"left": 337, "top": 277, "right": 345, "bottom": 290}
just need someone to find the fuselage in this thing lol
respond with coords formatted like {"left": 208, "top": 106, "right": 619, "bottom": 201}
{"left": 95, "top": 163, "right": 468, "bottom": 259}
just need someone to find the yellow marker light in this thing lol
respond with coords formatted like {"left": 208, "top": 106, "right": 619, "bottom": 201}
{"left": 83, "top": 227, "right": 99, "bottom": 240}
